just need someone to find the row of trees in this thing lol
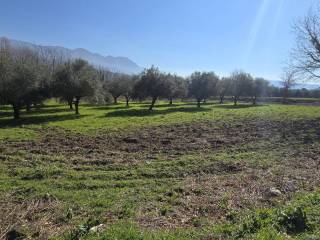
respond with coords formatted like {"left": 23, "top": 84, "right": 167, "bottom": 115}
{"left": 105, "top": 67, "right": 273, "bottom": 110}
{"left": 103, "top": 5, "right": 320, "bottom": 111}
{"left": 0, "top": 38, "right": 99, "bottom": 118}
{"left": 0, "top": 39, "right": 51, "bottom": 119}
{"left": 1, "top": 35, "right": 317, "bottom": 120}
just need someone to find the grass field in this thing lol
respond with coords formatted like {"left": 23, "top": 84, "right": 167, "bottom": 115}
{"left": 1, "top": 100, "right": 320, "bottom": 239}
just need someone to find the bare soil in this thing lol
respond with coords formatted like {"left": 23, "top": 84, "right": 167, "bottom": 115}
{"left": 2, "top": 118, "right": 320, "bottom": 230}
{"left": 6, "top": 118, "right": 318, "bottom": 164}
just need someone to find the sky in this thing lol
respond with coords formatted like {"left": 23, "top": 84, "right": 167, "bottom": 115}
{"left": 0, "top": 0, "right": 318, "bottom": 79}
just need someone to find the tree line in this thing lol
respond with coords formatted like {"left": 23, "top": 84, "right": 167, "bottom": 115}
{"left": 0, "top": 36, "right": 318, "bottom": 120}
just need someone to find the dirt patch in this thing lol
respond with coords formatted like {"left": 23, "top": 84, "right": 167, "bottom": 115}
{"left": 6, "top": 118, "right": 318, "bottom": 166}
{"left": 0, "top": 193, "right": 69, "bottom": 239}
{"left": 136, "top": 154, "right": 320, "bottom": 228}
{"left": 2, "top": 118, "right": 320, "bottom": 230}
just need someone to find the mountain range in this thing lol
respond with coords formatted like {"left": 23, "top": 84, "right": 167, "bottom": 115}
{"left": 2, "top": 37, "right": 320, "bottom": 88}
{"left": 1, "top": 37, "right": 143, "bottom": 74}
{"left": 268, "top": 80, "right": 320, "bottom": 90}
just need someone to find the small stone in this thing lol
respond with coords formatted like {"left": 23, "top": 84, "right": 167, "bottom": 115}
{"left": 283, "top": 181, "right": 297, "bottom": 192}
{"left": 89, "top": 224, "right": 106, "bottom": 233}
{"left": 269, "top": 187, "right": 282, "bottom": 196}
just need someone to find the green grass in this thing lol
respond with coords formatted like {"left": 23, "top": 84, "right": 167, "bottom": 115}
{"left": 1, "top": 100, "right": 320, "bottom": 239}
{"left": 58, "top": 190, "right": 320, "bottom": 240}
{"left": 1, "top": 100, "right": 320, "bottom": 141}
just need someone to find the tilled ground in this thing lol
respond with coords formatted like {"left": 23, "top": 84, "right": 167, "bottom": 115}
{"left": 6, "top": 118, "right": 318, "bottom": 164}
{"left": 1, "top": 118, "right": 320, "bottom": 235}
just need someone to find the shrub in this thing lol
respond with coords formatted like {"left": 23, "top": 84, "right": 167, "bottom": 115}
{"left": 276, "top": 206, "right": 310, "bottom": 234}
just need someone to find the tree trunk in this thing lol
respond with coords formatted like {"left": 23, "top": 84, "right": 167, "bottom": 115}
{"left": 282, "top": 89, "right": 288, "bottom": 104}
{"left": 203, "top": 98, "right": 206, "bottom": 103}
{"left": 68, "top": 99, "right": 73, "bottom": 110}
{"left": 113, "top": 96, "right": 118, "bottom": 104}
{"left": 233, "top": 96, "right": 238, "bottom": 106}
{"left": 26, "top": 102, "right": 31, "bottom": 112}
{"left": 75, "top": 97, "right": 80, "bottom": 114}
{"left": 125, "top": 96, "right": 129, "bottom": 107}
{"left": 219, "top": 95, "right": 224, "bottom": 104}
{"left": 149, "top": 96, "right": 157, "bottom": 110}
{"left": 197, "top": 99, "right": 201, "bottom": 108}
{"left": 253, "top": 96, "right": 257, "bottom": 105}
{"left": 12, "top": 103, "right": 20, "bottom": 119}
{"left": 169, "top": 98, "right": 173, "bottom": 105}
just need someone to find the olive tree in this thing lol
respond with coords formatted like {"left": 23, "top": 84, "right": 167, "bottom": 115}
{"left": 0, "top": 39, "right": 40, "bottom": 119}
{"left": 23, "top": 58, "right": 54, "bottom": 111}
{"left": 251, "top": 78, "right": 269, "bottom": 105}
{"left": 120, "top": 74, "right": 136, "bottom": 107}
{"left": 217, "top": 77, "right": 232, "bottom": 104}
{"left": 229, "top": 71, "right": 254, "bottom": 105}
{"left": 0, "top": 38, "right": 11, "bottom": 108}
{"left": 106, "top": 74, "right": 124, "bottom": 104}
{"left": 189, "top": 71, "right": 219, "bottom": 107}
{"left": 166, "top": 74, "right": 188, "bottom": 105}
{"left": 96, "top": 69, "right": 114, "bottom": 104}
{"left": 2, "top": 61, "right": 37, "bottom": 119}
{"left": 53, "top": 59, "right": 97, "bottom": 114}
{"left": 134, "top": 66, "right": 170, "bottom": 110}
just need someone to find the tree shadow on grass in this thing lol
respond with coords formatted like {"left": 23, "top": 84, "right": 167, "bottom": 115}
{"left": 0, "top": 113, "right": 88, "bottom": 128}
{"left": 0, "top": 105, "right": 73, "bottom": 119}
{"left": 90, "top": 105, "right": 129, "bottom": 111}
{"left": 36, "top": 104, "right": 63, "bottom": 109}
{"left": 0, "top": 112, "right": 13, "bottom": 118}
{"left": 136, "top": 101, "right": 223, "bottom": 108}
{"left": 25, "top": 107, "right": 73, "bottom": 115}
{"left": 103, "top": 106, "right": 210, "bottom": 118}
{"left": 136, "top": 102, "right": 196, "bottom": 108}
{"left": 89, "top": 102, "right": 193, "bottom": 111}
{"left": 89, "top": 101, "right": 220, "bottom": 111}
{"left": 0, "top": 105, "right": 14, "bottom": 118}
{"left": 214, "top": 104, "right": 267, "bottom": 109}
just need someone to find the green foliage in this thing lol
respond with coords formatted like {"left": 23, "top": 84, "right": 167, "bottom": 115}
{"left": 53, "top": 59, "right": 97, "bottom": 114}
{"left": 188, "top": 71, "right": 219, "bottom": 106}
{"left": 276, "top": 206, "right": 310, "bottom": 234}
{"left": 229, "top": 70, "right": 254, "bottom": 105}
{"left": 0, "top": 42, "right": 41, "bottom": 119}
{"left": 231, "top": 194, "right": 320, "bottom": 239}
{"left": 67, "top": 218, "right": 100, "bottom": 240}
{"left": 134, "top": 66, "right": 172, "bottom": 110}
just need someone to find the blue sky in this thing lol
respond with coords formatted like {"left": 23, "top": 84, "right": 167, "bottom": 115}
{"left": 0, "top": 0, "right": 317, "bottom": 79}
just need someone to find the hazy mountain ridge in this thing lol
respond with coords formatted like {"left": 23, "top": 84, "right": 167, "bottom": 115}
{"left": 2, "top": 37, "right": 143, "bottom": 74}
{"left": 269, "top": 80, "right": 320, "bottom": 90}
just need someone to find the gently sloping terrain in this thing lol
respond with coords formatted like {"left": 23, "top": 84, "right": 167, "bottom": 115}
{"left": 1, "top": 114, "right": 320, "bottom": 238}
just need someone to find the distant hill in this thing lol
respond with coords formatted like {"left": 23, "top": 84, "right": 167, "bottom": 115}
{"left": 2, "top": 37, "right": 143, "bottom": 74}
{"left": 268, "top": 80, "right": 320, "bottom": 90}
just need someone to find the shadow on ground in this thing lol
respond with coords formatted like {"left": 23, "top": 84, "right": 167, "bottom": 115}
{"left": 27, "top": 107, "right": 72, "bottom": 115}
{"left": 214, "top": 104, "right": 266, "bottom": 109}
{"left": 91, "top": 101, "right": 222, "bottom": 111}
{"left": 90, "top": 105, "right": 130, "bottom": 111}
{"left": 0, "top": 105, "right": 73, "bottom": 119}
{"left": 0, "top": 113, "right": 87, "bottom": 128}
{"left": 104, "top": 106, "right": 211, "bottom": 117}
